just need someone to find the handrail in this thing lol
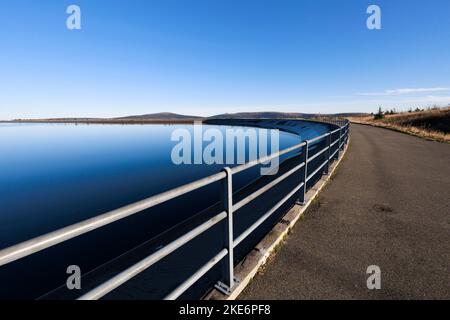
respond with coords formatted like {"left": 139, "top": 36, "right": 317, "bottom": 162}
{"left": 233, "top": 161, "right": 305, "bottom": 211}
{"left": 78, "top": 211, "right": 227, "bottom": 300}
{"left": 307, "top": 159, "right": 329, "bottom": 182}
{"left": 230, "top": 141, "right": 306, "bottom": 175}
{"left": 164, "top": 248, "right": 229, "bottom": 300}
{"left": 0, "top": 120, "right": 350, "bottom": 300}
{"left": 233, "top": 181, "right": 305, "bottom": 248}
{"left": 307, "top": 132, "right": 330, "bottom": 144}
{"left": 307, "top": 145, "right": 329, "bottom": 164}
{"left": 0, "top": 170, "right": 226, "bottom": 267}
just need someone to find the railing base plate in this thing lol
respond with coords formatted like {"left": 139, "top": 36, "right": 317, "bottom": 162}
{"left": 214, "top": 277, "right": 240, "bottom": 296}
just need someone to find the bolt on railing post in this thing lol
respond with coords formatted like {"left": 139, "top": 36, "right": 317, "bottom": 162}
{"left": 325, "top": 133, "right": 331, "bottom": 175}
{"left": 298, "top": 140, "right": 309, "bottom": 205}
{"left": 215, "top": 167, "right": 235, "bottom": 295}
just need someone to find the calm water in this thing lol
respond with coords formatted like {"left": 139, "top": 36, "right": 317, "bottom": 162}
{"left": 0, "top": 122, "right": 330, "bottom": 299}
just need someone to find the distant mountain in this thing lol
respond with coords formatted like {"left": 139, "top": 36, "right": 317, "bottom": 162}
{"left": 116, "top": 112, "right": 202, "bottom": 120}
{"left": 209, "top": 112, "right": 312, "bottom": 119}
{"left": 208, "top": 112, "right": 368, "bottom": 119}
{"left": 116, "top": 111, "right": 369, "bottom": 121}
{"left": 6, "top": 111, "right": 369, "bottom": 123}
{"left": 333, "top": 112, "right": 368, "bottom": 117}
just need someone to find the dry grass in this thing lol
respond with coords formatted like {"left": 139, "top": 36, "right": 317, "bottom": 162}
{"left": 348, "top": 107, "right": 450, "bottom": 143}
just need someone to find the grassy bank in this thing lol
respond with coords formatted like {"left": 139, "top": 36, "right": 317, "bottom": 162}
{"left": 348, "top": 107, "right": 450, "bottom": 143}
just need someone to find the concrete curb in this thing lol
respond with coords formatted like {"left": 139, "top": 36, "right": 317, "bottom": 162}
{"left": 205, "top": 138, "right": 351, "bottom": 300}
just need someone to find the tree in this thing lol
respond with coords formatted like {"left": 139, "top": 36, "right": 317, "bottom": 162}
{"left": 374, "top": 106, "right": 384, "bottom": 120}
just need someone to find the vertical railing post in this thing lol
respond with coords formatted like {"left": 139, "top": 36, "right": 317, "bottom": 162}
{"left": 298, "top": 141, "right": 309, "bottom": 205}
{"left": 343, "top": 125, "right": 347, "bottom": 146}
{"left": 346, "top": 124, "right": 350, "bottom": 144}
{"left": 333, "top": 129, "right": 339, "bottom": 161}
{"left": 339, "top": 127, "right": 343, "bottom": 152}
{"left": 342, "top": 125, "right": 348, "bottom": 145}
{"left": 325, "top": 133, "right": 331, "bottom": 175}
{"left": 344, "top": 126, "right": 347, "bottom": 145}
{"left": 215, "top": 167, "right": 235, "bottom": 295}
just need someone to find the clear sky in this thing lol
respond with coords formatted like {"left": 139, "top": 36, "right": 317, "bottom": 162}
{"left": 1, "top": 0, "right": 450, "bottom": 119}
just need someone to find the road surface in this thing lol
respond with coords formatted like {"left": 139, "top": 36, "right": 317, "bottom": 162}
{"left": 240, "top": 124, "right": 450, "bottom": 299}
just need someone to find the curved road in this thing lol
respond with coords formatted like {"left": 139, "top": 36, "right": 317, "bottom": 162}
{"left": 240, "top": 124, "right": 450, "bottom": 299}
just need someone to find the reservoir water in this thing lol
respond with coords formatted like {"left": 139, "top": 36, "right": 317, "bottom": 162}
{"left": 0, "top": 121, "right": 331, "bottom": 299}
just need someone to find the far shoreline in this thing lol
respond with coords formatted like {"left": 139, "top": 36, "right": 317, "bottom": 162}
{"left": 0, "top": 119, "right": 201, "bottom": 125}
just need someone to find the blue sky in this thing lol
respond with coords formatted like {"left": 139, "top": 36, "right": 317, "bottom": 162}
{"left": 1, "top": 0, "right": 450, "bottom": 119}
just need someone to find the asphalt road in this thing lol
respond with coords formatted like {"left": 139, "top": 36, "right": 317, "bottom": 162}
{"left": 240, "top": 124, "right": 450, "bottom": 299}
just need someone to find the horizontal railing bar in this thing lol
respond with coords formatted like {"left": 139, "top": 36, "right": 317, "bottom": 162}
{"left": 228, "top": 123, "right": 341, "bottom": 176}
{"left": 231, "top": 141, "right": 306, "bottom": 175}
{"left": 164, "top": 248, "right": 228, "bottom": 300}
{"left": 307, "top": 132, "right": 330, "bottom": 144}
{"left": 307, "top": 146, "right": 329, "bottom": 164}
{"left": 233, "top": 161, "right": 305, "bottom": 212}
{"left": 330, "top": 139, "right": 339, "bottom": 148}
{"left": 330, "top": 128, "right": 340, "bottom": 134}
{"left": 306, "top": 160, "right": 329, "bottom": 182}
{"left": 330, "top": 147, "right": 339, "bottom": 159}
{"left": 234, "top": 182, "right": 305, "bottom": 248}
{"left": 77, "top": 211, "right": 227, "bottom": 300}
{"left": 0, "top": 172, "right": 227, "bottom": 267}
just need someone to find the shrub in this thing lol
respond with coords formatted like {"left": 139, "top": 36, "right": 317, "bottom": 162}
{"left": 374, "top": 107, "right": 385, "bottom": 120}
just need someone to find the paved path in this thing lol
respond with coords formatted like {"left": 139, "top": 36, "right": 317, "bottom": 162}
{"left": 240, "top": 124, "right": 450, "bottom": 299}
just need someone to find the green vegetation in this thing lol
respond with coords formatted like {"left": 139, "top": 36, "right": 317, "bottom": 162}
{"left": 374, "top": 107, "right": 385, "bottom": 120}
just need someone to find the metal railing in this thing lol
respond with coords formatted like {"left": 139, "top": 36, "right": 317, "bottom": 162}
{"left": 313, "top": 116, "right": 347, "bottom": 127}
{"left": 0, "top": 120, "right": 350, "bottom": 300}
